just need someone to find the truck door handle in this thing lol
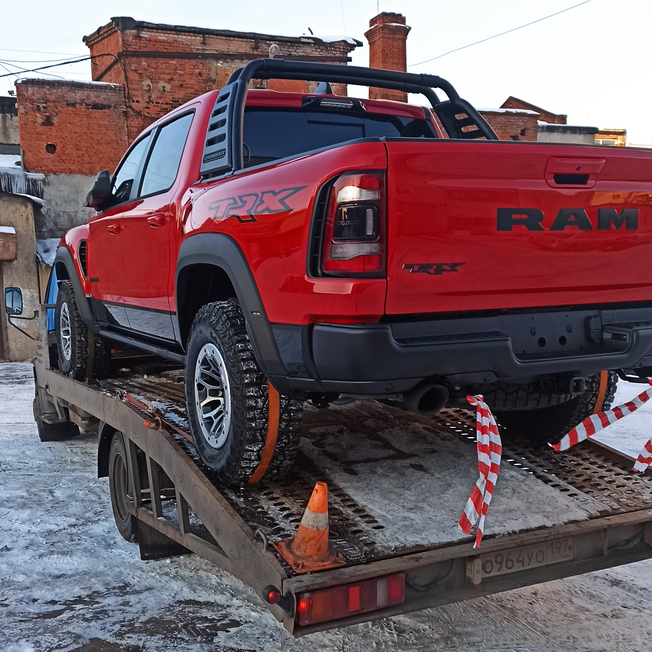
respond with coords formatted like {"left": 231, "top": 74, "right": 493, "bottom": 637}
{"left": 107, "top": 223, "right": 122, "bottom": 235}
{"left": 147, "top": 215, "right": 166, "bottom": 227}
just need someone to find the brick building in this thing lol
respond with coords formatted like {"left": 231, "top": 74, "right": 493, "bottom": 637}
{"left": 83, "top": 17, "right": 360, "bottom": 142}
{"left": 16, "top": 79, "right": 127, "bottom": 176}
{"left": 477, "top": 107, "right": 540, "bottom": 141}
{"left": 501, "top": 96, "right": 567, "bottom": 125}
{"left": 364, "top": 12, "right": 411, "bottom": 102}
{"left": 361, "top": 13, "right": 539, "bottom": 141}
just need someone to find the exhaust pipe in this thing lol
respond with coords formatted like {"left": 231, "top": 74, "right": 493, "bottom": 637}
{"left": 402, "top": 382, "right": 449, "bottom": 416}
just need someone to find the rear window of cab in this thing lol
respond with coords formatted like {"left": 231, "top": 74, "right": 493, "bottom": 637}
{"left": 243, "top": 106, "right": 436, "bottom": 168}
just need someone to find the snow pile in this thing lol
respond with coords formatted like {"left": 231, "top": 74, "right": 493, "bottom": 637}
{"left": 0, "top": 154, "right": 21, "bottom": 169}
{"left": 35, "top": 238, "right": 60, "bottom": 267}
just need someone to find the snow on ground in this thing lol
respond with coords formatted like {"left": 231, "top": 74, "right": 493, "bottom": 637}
{"left": 593, "top": 379, "right": 652, "bottom": 459}
{"left": 2, "top": 362, "right": 652, "bottom": 651}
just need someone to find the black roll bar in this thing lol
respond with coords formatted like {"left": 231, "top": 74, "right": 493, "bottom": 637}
{"left": 200, "top": 59, "right": 497, "bottom": 179}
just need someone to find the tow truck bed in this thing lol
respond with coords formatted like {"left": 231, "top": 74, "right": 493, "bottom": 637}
{"left": 33, "top": 348, "right": 652, "bottom": 635}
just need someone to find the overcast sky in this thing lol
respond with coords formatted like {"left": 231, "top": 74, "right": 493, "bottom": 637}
{"left": 1, "top": 0, "right": 651, "bottom": 144}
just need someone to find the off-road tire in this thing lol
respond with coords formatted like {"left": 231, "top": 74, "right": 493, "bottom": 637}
{"left": 495, "top": 372, "right": 618, "bottom": 444}
{"left": 185, "top": 299, "right": 303, "bottom": 486}
{"left": 108, "top": 432, "right": 138, "bottom": 542}
{"left": 55, "top": 280, "right": 111, "bottom": 380}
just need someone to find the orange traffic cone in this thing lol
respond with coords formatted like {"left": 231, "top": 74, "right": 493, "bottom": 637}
{"left": 273, "top": 482, "right": 345, "bottom": 573}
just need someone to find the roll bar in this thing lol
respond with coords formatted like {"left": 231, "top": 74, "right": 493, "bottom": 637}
{"left": 200, "top": 59, "right": 497, "bottom": 179}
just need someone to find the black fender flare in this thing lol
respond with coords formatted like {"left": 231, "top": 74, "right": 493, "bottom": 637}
{"left": 175, "top": 233, "right": 287, "bottom": 377}
{"left": 53, "top": 246, "right": 99, "bottom": 330}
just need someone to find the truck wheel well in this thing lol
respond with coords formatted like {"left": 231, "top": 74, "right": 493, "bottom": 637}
{"left": 177, "top": 264, "right": 237, "bottom": 346}
{"left": 55, "top": 261, "right": 69, "bottom": 280}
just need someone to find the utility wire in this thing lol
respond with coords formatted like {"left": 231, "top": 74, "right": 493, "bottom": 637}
{"left": 409, "top": 0, "right": 592, "bottom": 67}
{"left": 0, "top": 56, "right": 90, "bottom": 79}
{"left": 0, "top": 47, "right": 79, "bottom": 56}
{"left": 0, "top": 54, "right": 90, "bottom": 64}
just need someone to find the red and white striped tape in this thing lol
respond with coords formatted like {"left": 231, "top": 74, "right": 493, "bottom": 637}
{"left": 459, "top": 395, "right": 502, "bottom": 548}
{"left": 551, "top": 380, "right": 652, "bottom": 473}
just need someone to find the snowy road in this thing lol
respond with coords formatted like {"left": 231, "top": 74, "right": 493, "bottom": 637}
{"left": 1, "top": 361, "right": 652, "bottom": 651}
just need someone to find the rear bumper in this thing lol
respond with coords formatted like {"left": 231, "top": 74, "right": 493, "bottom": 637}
{"left": 270, "top": 306, "right": 652, "bottom": 395}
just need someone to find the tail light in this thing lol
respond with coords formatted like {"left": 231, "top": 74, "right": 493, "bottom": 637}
{"left": 320, "top": 171, "right": 386, "bottom": 276}
{"left": 296, "top": 572, "right": 405, "bottom": 627}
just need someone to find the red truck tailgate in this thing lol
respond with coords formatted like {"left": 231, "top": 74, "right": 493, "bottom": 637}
{"left": 385, "top": 140, "right": 652, "bottom": 315}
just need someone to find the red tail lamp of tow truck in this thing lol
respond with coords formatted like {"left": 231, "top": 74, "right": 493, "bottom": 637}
{"left": 285, "top": 572, "right": 406, "bottom": 627}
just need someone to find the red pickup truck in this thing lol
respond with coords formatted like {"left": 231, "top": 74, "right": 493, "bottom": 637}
{"left": 53, "top": 60, "right": 652, "bottom": 484}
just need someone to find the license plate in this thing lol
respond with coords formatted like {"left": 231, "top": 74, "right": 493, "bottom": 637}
{"left": 466, "top": 537, "right": 573, "bottom": 585}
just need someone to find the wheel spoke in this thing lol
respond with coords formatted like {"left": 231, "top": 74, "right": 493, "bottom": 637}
{"left": 193, "top": 343, "right": 231, "bottom": 449}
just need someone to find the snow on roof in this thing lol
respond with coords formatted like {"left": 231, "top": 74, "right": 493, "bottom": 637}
{"left": 308, "top": 35, "right": 363, "bottom": 46}
{"left": 0, "top": 154, "right": 21, "bottom": 171}
{"left": 0, "top": 226, "right": 16, "bottom": 234}
{"left": 0, "top": 164, "right": 44, "bottom": 199}
{"left": 36, "top": 238, "right": 60, "bottom": 267}
{"left": 16, "top": 78, "right": 121, "bottom": 88}
{"left": 478, "top": 107, "right": 539, "bottom": 115}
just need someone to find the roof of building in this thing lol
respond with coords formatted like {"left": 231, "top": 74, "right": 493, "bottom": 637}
{"left": 538, "top": 123, "right": 599, "bottom": 134}
{"left": 0, "top": 154, "right": 44, "bottom": 200}
{"left": 501, "top": 96, "right": 567, "bottom": 120}
{"left": 84, "top": 17, "right": 363, "bottom": 48}
{"left": 478, "top": 107, "right": 539, "bottom": 116}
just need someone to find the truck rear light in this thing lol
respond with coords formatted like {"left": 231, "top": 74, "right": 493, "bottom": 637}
{"left": 296, "top": 572, "right": 405, "bottom": 627}
{"left": 320, "top": 171, "right": 386, "bottom": 276}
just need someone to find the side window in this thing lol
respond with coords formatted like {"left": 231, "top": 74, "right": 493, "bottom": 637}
{"left": 112, "top": 133, "right": 153, "bottom": 205}
{"left": 140, "top": 113, "right": 194, "bottom": 197}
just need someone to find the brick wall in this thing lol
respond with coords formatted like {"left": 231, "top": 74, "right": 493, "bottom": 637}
{"left": 364, "top": 13, "right": 410, "bottom": 102}
{"left": 16, "top": 79, "right": 128, "bottom": 175}
{"left": 500, "top": 96, "right": 567, "bottom": 125}
{"left": 480, "top": 109, "right": 539, "bottom": 141}
{"left": 84, "top": 17, "right": 358, "bottom": 142}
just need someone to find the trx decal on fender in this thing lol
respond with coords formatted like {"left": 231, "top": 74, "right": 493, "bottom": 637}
{"left": 209, "top": 186, "right": 307, "bottom": 223}
{"left": 403, "top": 263, "right": 465, "bottom": 275}
{"left": 497, "top": 208, "right": 639, "bottom": 232}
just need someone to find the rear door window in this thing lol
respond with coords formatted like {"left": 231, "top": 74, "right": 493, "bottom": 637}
{"left": 140, "top": 113, "right": 194, "bottom": 197}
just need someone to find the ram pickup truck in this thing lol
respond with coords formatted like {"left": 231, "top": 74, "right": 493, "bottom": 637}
{"left": 52, "top": 59, "right": 652, "bottom": 484}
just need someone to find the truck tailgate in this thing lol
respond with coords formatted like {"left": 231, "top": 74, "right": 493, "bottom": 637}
{"left": 385, "top": 141, "right": 652, "bottom": 315}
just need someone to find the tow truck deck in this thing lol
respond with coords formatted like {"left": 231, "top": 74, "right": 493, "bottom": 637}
{"left": 33, "top": 325, "right": 652, "bottom": 636}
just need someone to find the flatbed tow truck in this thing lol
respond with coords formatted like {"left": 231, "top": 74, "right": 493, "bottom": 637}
{"left": 32, "top": 311, "right": 652, "bottom": 637}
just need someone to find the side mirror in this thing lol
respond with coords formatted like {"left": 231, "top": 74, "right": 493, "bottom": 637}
{"left": 85, "top": 170, "right": 113, "bottom": 210}
{"left": 5, "top": 287, "right": 22, "bottom": 316}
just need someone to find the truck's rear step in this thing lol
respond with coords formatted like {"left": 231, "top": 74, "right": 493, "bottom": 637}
{"left": 35, "top": 360, "right": 652, "bottom": 636}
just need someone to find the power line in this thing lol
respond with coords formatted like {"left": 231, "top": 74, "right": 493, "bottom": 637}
{"left": 0, "top": 54, "right": 90, "bottom": 64}
{"left": 409, "top": 0, "right": 592, "bottom": 67}
{"left": 0, "top": 47, "right": 81, "bottom": 56}
{"left": 0, "top": 57, "right": 90, "bottom": 80}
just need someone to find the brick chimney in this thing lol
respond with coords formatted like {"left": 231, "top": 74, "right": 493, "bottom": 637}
{"left": 364, "top": 12, "right": 411, "bottom": 102}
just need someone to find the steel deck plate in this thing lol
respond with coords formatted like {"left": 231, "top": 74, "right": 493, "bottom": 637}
{"left": 98, "top": 371, "right": 652, "bottom": 574}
